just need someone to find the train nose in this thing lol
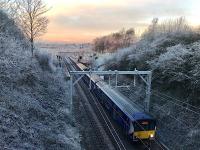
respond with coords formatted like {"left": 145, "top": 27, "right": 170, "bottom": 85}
{"left": 134, "top": 131, "right": 155, "bottom": 140}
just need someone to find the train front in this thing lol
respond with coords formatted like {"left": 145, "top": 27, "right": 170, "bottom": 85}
{"left": 129, "top": 113, "right": 156, "bottom": 141}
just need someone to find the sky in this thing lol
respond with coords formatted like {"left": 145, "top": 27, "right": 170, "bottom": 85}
{"left": 41, "top": 0, "right": 200, "bottom": 43}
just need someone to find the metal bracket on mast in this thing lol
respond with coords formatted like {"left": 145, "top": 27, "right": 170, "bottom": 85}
{"left": 73, "top": 74, "right": 85, "bottom": 86}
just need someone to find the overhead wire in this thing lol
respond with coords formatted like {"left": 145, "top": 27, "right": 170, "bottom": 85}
{"left": 153, "top": 90, "right": 200, "bottom": 112}
{"left": 152, "top": 93, "right": 200, "bottom": 116}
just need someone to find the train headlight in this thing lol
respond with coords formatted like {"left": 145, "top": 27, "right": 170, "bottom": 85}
{"left": 150, "top": 134, "right": 154, "bottom": 138}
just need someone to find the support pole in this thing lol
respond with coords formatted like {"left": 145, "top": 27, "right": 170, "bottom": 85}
{"left": 145, "top": 72, "right": 152, "bottom": 112}
{"left": 89, "top": 71, "right": 92, "bottom": 90}
{"left": 134, "top": 68, "right": 137, "bottom": 87}
{"left": 70, "top": 75, "right": 73, "bottom": 113}
{"left": 134, "top": 75, "right": 136, "bottom": 87}
{"left": 109, "top": 75, "right": 111, "bottom": 86}
{"left": 115, "top": 70, "right": 118, "bottom": 88}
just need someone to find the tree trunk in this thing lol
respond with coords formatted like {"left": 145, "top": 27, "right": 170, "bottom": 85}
{"left": 30, "top": 38, "right": 34, "bottom": 57}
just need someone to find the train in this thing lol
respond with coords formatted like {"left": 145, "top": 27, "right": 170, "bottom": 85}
{"left": 71, "top": 59, "right": 156, "bottom": 142}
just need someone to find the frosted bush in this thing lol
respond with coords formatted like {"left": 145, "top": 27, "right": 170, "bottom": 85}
{"left": 35, "top": 50, "right": 56, "bottom": 72}
{"left": 149, "top": 44, "right": 191, "bottom": 69}
{"left": 94, "top": 46, "right": 135, "bottom": 70}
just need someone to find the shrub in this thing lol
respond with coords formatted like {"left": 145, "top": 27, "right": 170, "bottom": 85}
{"left": 35, "top": 50, "right": 56, "bottom": 72}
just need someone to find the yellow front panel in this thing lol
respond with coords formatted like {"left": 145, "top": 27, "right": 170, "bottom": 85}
{"left": 134, "top": 130, "right": 155, "bottom": 139}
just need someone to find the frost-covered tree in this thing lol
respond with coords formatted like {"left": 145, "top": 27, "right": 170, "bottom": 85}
{"left": 0, "top": 0, "right": 10, "bottom": 9}
{"left": 198, "top": 26, "right": 200, "bottom": 33}
{"left": 16, "top": 0, "right": 49, "bottom": 56}
{"left": 142, "top": 17, "right": 194, "bottom": 41}
{"left": 0, "top": 0, "right": 18, "bottom": 18}
{"left": 142, "top": 18, "right": 158, "bottom": 41}
{"left": 0, "top": 10, "right": 25, "bottom": 42}
{"left": 159, "top": 17, "right": 191, "bottom": 34}
{"left": 124, "top": 28, "right": 135, "bottom": 47}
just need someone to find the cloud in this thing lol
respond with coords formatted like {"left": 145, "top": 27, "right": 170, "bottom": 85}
{"left": 43, "top": 0, "right": 200, "bottom": 42}
{"left": 52, "top": 0, "right": 188, "bottom": 31}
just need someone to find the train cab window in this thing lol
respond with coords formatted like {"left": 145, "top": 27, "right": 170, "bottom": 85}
{"left": 134, "top": 120, "right": 156, "bottom": 131}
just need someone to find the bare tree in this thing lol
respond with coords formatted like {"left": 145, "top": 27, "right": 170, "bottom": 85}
{"left": 16, "top": 0, "right": 49, "bottom": 56}
{"left": 124, "top": 28, "right": 135, "bottom": 47}
{"left": 93, "top": 28, "right": 136, "bottom": 53}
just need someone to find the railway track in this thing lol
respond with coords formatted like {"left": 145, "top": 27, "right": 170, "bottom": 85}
{"left": 63, "top": 57, "right": 167, "bottom": 150}
{"left": 65, "top": 57, "right": 125, "bottom": 150}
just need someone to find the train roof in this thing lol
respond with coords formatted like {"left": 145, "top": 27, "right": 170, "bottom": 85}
{"left": 90, "top": 74, "right": 153, "bottom": 121}
{"left": 132, "top": 112, "right": 153, "bottom": 120}
{"left": 77, "top": 63, "right": 88, "bottom": 70}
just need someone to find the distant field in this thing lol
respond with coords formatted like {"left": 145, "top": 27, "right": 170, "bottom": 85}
{"left": 36, "top": 42, "right": 92, "bottom": 55}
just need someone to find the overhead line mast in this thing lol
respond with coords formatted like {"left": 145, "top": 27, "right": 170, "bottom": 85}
{"left": 69, "top": 69, "right": 152, "bottom": 113}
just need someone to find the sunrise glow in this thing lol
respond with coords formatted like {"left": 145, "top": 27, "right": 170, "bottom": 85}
{"left": 41, "top": 0, "right": 200, "bottom": 43}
